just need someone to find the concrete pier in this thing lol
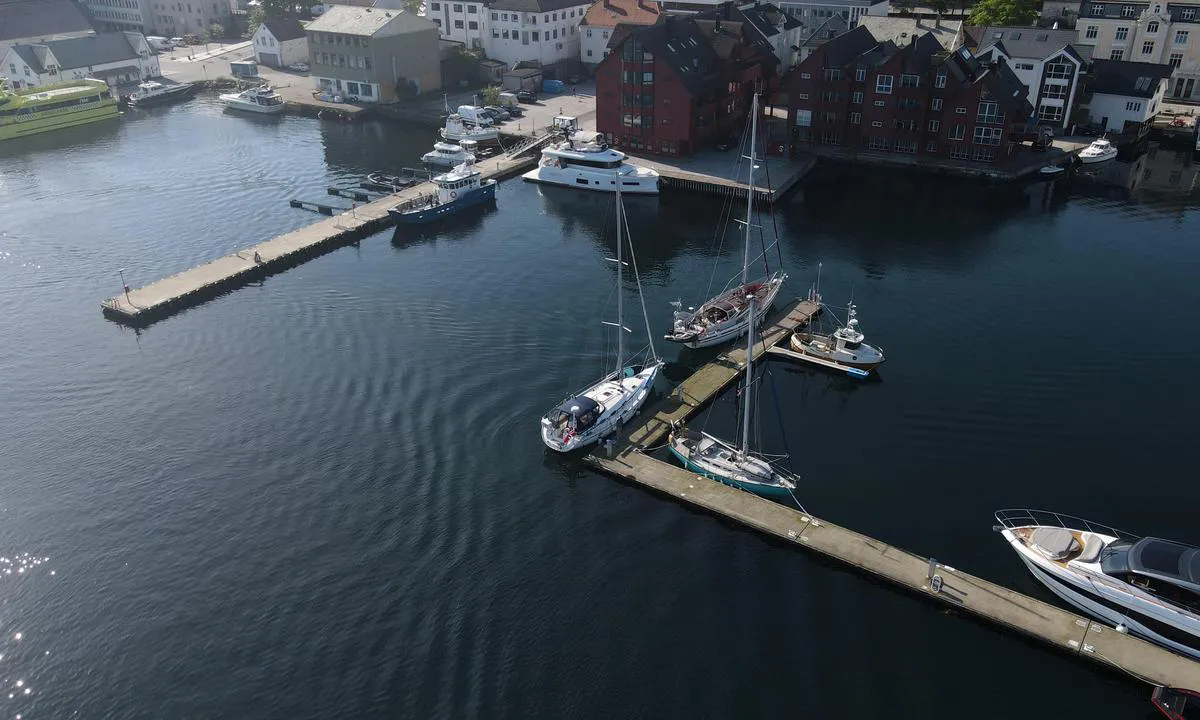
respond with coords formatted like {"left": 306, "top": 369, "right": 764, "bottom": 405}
{"left": 585, "top": 298, "right": 1200, "bottom": 690}
{"left": 100, "top": 154, "right": 538, "bottom": 326}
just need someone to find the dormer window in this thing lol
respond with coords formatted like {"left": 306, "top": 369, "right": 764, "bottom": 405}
{"left": 1091, "top": 3, "right": 1105, "bottom": 14}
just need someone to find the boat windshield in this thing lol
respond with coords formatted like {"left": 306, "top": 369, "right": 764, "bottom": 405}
{"left": 1099, "top": 539, "right": 1134, "bottom": 576}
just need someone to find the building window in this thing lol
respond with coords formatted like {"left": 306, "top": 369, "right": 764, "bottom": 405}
{"left": 926, "top": 141, "right": 937, "bottom": 152}
{"left": 949, "top": 124, "right": 965, "bottom": 140}
{"left": 491, "top": 11, "right": 498, "bottom": 18}
{"left": 1042, "top": 83, "right": 1068, "bottom": 99}
{"left": 468, "top": 4, "right": 476, "bottom": 12}
{"left": 874, "top": 100, "right": 886, "bottom": 107}
{"left": 532, "top": 31, "right": 539, "bottom": 40}
{"left": 800, "top": 72, "right": 811, "bottom": 79}
{"left": 867, "top": 136, "right": 889, "bottom": 150}
{"left": 893, "top": 118, "right": 918, "bottom": 131}
{"left": 1045, "top": 61, "right": 1072, "bottom": 79}
{"left": 931, "top": 98, "right": 943, "bottom": 111}
{"left": 1126, "top": 100, "right": 1143, "bottom": 111}
{"left": 1037, "top": 103, "right": 1064, "bottom": 122}
{"left": 586, "top": 28, "right": 591, "bottom": 36}
{"left": 1121, "top": 4, "right": 1135, "bottom": 16}
{"left": 1182, "top": 8, "right": 1196, "bottom": 19}
{"left": 1175, "top": 30, "right": 1189, "bottom": 45}
{"left": 900, "top": 73, "right": 919, "bottom": 88}
{"left": 895, "top": 140, "right": 917, "bottom": 154}
{"left": 1115, "top": 26, "right": 1128, "bottom": 40}
{"left": 1147, "top": 21, "right": 1159, "bottom": 32}
{"left": 1170, "top": 52, "right": 1183, "bottom": 67}
{"left": 1090, "top": 3, "right": 1104, "bottom": 14}
{"left": 1142, "top": 40, "right": 1155, "bottom": 54}
{"left": 821, "top": 111, "right": 838, "bottom": 123}
{"left": 492, "top": 29, "right": 499, "bottom": 37}
{"left": 928, "top": 119, "right": 940, "bottom": 132}
{"left": 899, "top": 98, "right": 919, "bottom": 109}
{"left": 643, "top": 72, "right": 653, "bottom": 84}
{"left": 453, "top": 3, "right": 461, "bottom": 9}
{"left": 824, "top": 68, "right": 842, "bottom": 81}
{"left": 454, "top": 19, "right": 463, "bottom": 27}
{"left": 971, "top": 147, "right": 995, "bottom": 162}
{"left": 870, "top": 120, "right": 883, "bottom": 127}
{"left": 1111, "top": 48, "right": 1125, "bottom": 59}
{"left": 850, "top": 112, "right": 861, "bottom": 124}
{"left": 855, "top": 66, "right": 866, "bottom": 81}
{"left": 851, "top": 91, "right": 863, "bottom": 104}
{"left": 469, "top": 20, "right": 477, "bottom": 28}
{"left": 1085, "top": 25, "right": 1098, "bottom": 38}
{"left": 587, "top": 49, "right": 593, "bottom": 57}
{"left": 798, "top": 93, "right": 809, "bottom": 99}
{"left": 875, "top": 74, "right": 893, "bottom": 94}
{"left": 972, "top": 126, "right": 1002, "bottom": 145}
{"left": 820, "top": 130, "right": 842, "bottom": 145}
{"left": 950, "top": 144, "right": 970, "bottom": 159}
{"left": 976, "top": 101, "right": 1003, "bottom": 124}
{"left": 820, "top": 90, "right": 836, "bottom": 101}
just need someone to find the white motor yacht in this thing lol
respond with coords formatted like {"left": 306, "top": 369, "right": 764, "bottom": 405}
{"left": 995, "top": 509, "right": 1200, "bottom": 659}
{"left": 1078, "top": 137, "right": 1117, "bottom": 163}
{"left": 219, "top": 85, "right": 285, "bottom": 114}
{"left": 440, "top": 114, "right": 498, "bottom": 143}
{"left": 422, "top": 139, "right": 477, "bottom": 167}
{"left": 523, "top": 131, "right": 659, "bottom": 195}
{"left": 127, "top": 80, "right": 195, "bottom": 107}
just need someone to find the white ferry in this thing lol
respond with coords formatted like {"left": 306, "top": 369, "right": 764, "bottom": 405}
{"left": 522, "top": 131, "right": 659, "bottom": 195}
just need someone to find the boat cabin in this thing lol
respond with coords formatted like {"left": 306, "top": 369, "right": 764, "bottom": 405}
{"left": 429, "top": 158, "right": 484, "bottom": 204}
{"left": 1100, "top": 538, "right": 1200, "bottom": 612}
{"left": 548, "top": 396, "right": 600, "bottom": 435}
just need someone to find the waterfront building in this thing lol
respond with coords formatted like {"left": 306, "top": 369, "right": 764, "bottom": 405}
{"left": 80, "top": 0, "right": 155, "bottom": 34}
{"left": 696, "top": 2, "right": 804, "bottom": 74}
{"left": 857, "top": 16, "right": 963, "bottom": 50}
{"left": 1084, "top": 57, "right": 1173, "bottom": 133}
{"left": 1, "top": 31, "right": 159, "bottom": 90}
{"left": 971, "top": 26, "right": 1088, "bottom": 129}
{"left": 0, "top": 0, "right": 97, "bottom": 58}
{"left": 776, "top": 0, "right": 887, "bottom": 28}
{"left": 595, "top": 14, "right": 770, "bottom": 155}
{"left": 787, "top": 25, "right": 1034, "bottom": 164}
{"left": 1075, "top": 0, "right": 1200, "bottom": 101}
{"left": 428, "top": 0, "right": 590, "bottom": 72}
{"left": 579, "top": 0, "right": 661, "bottom": 70}
{"left": 306, "top": 5, "right": 442, "bottom": 101}
{"left": 252, "top": 18, "right": 309, "bottom": 67}
{"left": 150, "top": 0, "right": 233, "bottom": 38}
{"left": 797, "top": 13, "right": 847, "bottom": 60}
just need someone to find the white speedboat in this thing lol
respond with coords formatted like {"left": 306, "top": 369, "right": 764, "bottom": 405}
{"left": 422, "top": 139, "right": 476, "bottom": 167}
{"left": 789, "top": 301, "right": 885, "bottom": 373}
{"left": 440, "top": 114, "right": 498, "bottom": 143}
{"left": 995, "top": 509, "right": 1200, "bottom": 659}
{"left": 666, "top": 92, "right": 785, "bottom": 348}
{"left": 219, "top": 84, "right": 285, "bottom": 114}
{"left": 1078, "top": 138, "right": 1117, "bottom": 164}
{"left": 522, "top": 131, "right": 659, "bottom": 195}
{"left": 541, "top": 176, "right": 662, "bottom": 452}
{"left": 127, "top": 80, "right": 195, "bottom": 107}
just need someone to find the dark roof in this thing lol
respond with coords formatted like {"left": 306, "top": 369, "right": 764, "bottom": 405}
{"left": 1078, "top": 0, "right": 1149, "bottom": 20}
{"left": 262, "top": 18, "right": 307, "bottom": 42}
{"left": 490, "top": 0, "right": 590, "bottom": 12}
{"left": 17, "top": 32, "right": 140, "bottom": 72}
{"left": 820, "top": 24, "right": 876, "bottom": 67}
{"left": 697, "top": 1, "right": 800, "bottom": 40}
{"left": 620, "top": 16, "right": 721, "bottom": 94}
{"left": 0, "top": 0, "right": 94, "bottom": 42}
{"left": 694, "top": 18, "right": 746, "bottom": 59}
{"left": 1089, "top": 58, "right": 1174, "bottom": 97}
{"left": 1166, "top": 3, "right": 1200, "bottom": 24}
{"left": 979, "top": 26, "right": 1084, "bottom": 61}
{"left": 981, "top": 57, "right": 1034, "bottom": 118}
{"left": 799, "top": 13, "right": 848, "bottom": 47}
{"left": 901, "top": 31, "right": 943, "bottom": 74}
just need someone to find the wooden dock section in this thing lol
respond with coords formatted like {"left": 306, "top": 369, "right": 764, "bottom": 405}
{"left": 628, "top": 153, "right": 817, "bottom": 205}
{"left": 625, "top": 298, "right": 820, "bottom": 449}
{"left": 583, "top": 448, "right": 1200, "bottom": 688}
{"left": 100, "top": 155, "right": 538, "bottom": 326}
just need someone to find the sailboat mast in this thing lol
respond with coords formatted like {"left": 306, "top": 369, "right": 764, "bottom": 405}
{"left": 742, "top": 91, "right": 759, "bottom": 287}
{"left": 615, "top": 170, "right": 624, "bottom": 376}
{"left": 741, "top": 294, "right": 755, "bottom": 456}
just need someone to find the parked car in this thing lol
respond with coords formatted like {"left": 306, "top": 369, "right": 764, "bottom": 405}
{"left": 484, "top": 105, "right": 511, "bottom": 121}
{"left": 516, "top": 89, "right": 537, "bottom": 103}
{"left": 169, "top": 36, "right": 184, "bottom": 45}
{"left": 287, "top": 62, "right": 310, "bottom": 73}
{"left": 505, "top": 105, "right": 524, "bottom": 118}
{"left": 479, "top": 107, "right": 505, "bottom": 123}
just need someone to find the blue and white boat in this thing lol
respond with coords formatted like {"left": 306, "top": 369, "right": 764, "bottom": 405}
{"left": 388, "top": 156, "right": 496, "bottom": 224}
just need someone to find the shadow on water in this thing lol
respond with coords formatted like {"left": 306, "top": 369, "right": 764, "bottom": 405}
{"left": 389, "top": 197, "right": 498, "bottom": 248}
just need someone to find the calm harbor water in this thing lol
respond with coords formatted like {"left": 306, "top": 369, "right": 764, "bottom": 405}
{"left": 0, "top": 94, "right": 1198, "bottom": 718}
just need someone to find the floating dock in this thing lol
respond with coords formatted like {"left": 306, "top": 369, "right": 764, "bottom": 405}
{"left": 585, "top": 298, "right": 1200, "bottom": 690}
{"left": 629, "top": 153, "right": 817, "bottom": 205}
{"left": 100, "top": 154, "right": 538, "bottom": 326}
{"left": 766, "top": 344, "right": 871, "bottom": 378}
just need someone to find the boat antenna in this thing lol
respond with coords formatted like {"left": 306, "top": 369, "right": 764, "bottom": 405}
{"left": 742, "top": 91, "right": 759, "bottom": 286}
{"left": 741, "top": 293, "right": 755, "bottom": 457}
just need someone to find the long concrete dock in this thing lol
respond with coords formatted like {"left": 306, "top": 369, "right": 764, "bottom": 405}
{"left": 585, "top": 299, "right": 1200, "bottom": 690}
{"left": 100, "top": 154, "right": 538, "bottom": 326}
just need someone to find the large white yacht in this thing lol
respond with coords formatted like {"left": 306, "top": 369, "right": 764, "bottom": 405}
{"left": 219, "top": 85, "right": 285, "bottom": 114}
{"left": 523, "top": 131, "right": 659, "bottom": 195}
{"left": 995, "top": 509, "right": 1200, "bottom": 659}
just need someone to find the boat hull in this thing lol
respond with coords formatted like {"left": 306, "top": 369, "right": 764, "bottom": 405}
{"left": 1079, "top": 151, "right": 1117, "bottom": 164}
{"left": 389, "top": 181, "right": 496, "bottom": 224}
{"left": 668, "top": 443, "right": 795, "bottom": 500}
{"left": 0, "top": 99, "right": 119, "bottom": 141}
{"left": 541, "top": 363, "right": 661, "bottom": 452}
{"left": 522, "top": 166, "right": 660, "bottom": 195}
{"left": 788, "top": 333, "right": 884, "bottom": 371}
{"left": 440, "top": 128, "right": 498, "bottom": 143}
{"left": 220, "top": 95, "right": 286, "bottom": 114}
{"left": 129, "top": 84, "right": 196, "bottom": 107}
{"left": 665, "top": 276, "right": 786, "bottom": 349}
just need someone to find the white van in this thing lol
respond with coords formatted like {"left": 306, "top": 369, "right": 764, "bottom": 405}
{"left": 456, "top": 105, "right": 494, "bottom": 126}
{"left": 145, "top": 36, "right": 174, "bottom": 52}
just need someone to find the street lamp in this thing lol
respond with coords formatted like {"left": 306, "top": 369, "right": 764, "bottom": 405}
{"left": 118, "top": 268, "right": 130, "bottom": 300}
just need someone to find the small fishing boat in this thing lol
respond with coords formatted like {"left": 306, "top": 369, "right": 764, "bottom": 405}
{"left": 1039, "top": 165, "right": 1066, "bottom": 177}
{"left": 219, "top": 84, "right": 285, "bottom": 114}
{"left": 1153, "top": 686, "right": 1200, "bottom": 720}
{"left": 422, "top": 139, "right": 477, "bottom": 167}
{"left": 1078, "top": 137, "right": 1117, "bottom": 164}
{"left": 361, "top": 171, "right": 422, "bottom": 192}
{"left": 126, "top": 80, "right": 195, "bottom": 107}
{"left": 788, "top": 301, "right": 885, "bottom": 373}
{"left": 387, "top": 156, "right": 496, "bottom": 224}
{"left": 440, "top": 114, "right": 498, "bottom": 143}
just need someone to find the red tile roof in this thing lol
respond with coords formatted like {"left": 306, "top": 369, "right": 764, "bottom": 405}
{"left": 582, "top": 0, "right": 661, "bottom": 29}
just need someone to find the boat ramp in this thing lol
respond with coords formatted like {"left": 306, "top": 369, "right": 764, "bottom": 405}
{"left": 585, "top": 298, "right": 1200, "bottom": 691}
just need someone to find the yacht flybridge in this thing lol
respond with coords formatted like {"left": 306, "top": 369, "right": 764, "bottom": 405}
{"left": 995, "top": 509, "right": 1200, "bottom": 659}
{"left": 523, "top": 130, "right": 659, "bottom": 195}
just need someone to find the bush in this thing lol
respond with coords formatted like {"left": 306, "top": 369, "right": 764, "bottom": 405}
{"left": 481, "top": 85, "right": 501, "bottom": 106}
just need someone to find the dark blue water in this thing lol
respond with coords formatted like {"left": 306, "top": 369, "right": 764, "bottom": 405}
{"left": 0, "top": 94, "right": 1197, "bottom": 718}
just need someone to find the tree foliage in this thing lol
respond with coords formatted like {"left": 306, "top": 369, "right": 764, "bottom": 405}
{"left": 969, "top": 0, "right": 1039, "bottom": 26}
{"left": 931, "top": 0, "right": 949, "bottom": 14}
{"left": 402, "top": 0, "right": 422, "bottom": 13}
{"left": 209, "top": 22, "right": 225, "bottom": 39}
{"left": 248, "top": 6, "right": 266, "bottom": 35}
{"left": 481, "top": 85, "right": 501, "bottom": 106}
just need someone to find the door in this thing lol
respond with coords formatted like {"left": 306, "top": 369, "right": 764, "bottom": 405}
{"left": 258, "top": 52, "right": 279, "bottom": 67}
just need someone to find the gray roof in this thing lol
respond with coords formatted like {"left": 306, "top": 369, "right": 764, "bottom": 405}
{"left": 1089, "top": 58, "right": 1174, "bottom": 97}
{"left": 799, "top": 13, "right": 848, "bottom": 47}
{"left": 263, "top": 18, "right": 307, "bottom": 42}
{"left": 9, "top": 31, "right": 139, "bottom": 72}
{"left": 0, "top": 0, "right": 95, "bottom": 42}
{"left": 490, "top": 0, "right": 590, "bottom": 12}
{"left": 818, "top": 23, "right": 876, "bottom": 66}
{"left": 978, "top": 26, "right": 1082, "bottom": 60}
{"left": 306, "top": 5, "right": 434, "bottom": 35}
{"left": 856, "top": 16, "right": 962, "bottom": 50}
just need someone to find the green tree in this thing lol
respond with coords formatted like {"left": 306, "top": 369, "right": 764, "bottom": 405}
{"left": 931, "top": 0, "right": 949, "bottom": 14}
{"left": 969, "top": 0, "right": 1039, "bottom": 25}
{"left": 402, "top": 0, "right": 422, "bottom": 13}
{"left": 209, "top": 22, "right": 225, "bottom": 39}
{"left": 481, "top": 85, "right": 501, "bottom": 106}
{"left": 248, "top": 6, "right": 266, "bottom": 35}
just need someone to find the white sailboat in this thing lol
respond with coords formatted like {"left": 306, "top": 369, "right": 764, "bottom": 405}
{"left": 665, "top": 92, "right": 786, "bottom": 349}
{"left": 541, "top": 174, "right": 663, "bottom": 453}
{"left": 668, "top": 292, "right": 800, "bottom": 500}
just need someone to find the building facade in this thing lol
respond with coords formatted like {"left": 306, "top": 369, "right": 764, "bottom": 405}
{"left": 252, "top": 18, "right": 308, "bottom": 66}
{"left": 82, "top": 0, "right": 155, "bottom": 33}
{"left": 307, "top": 5, "right": 442, "bottom": 101}
{"left": 1076, "top": 0, "right": 1200, "bottom": 100}
{"left": 973, "top": 27, "right": 1087, "bottom": 128}
{"left": 579, "top": 0, "right": 661, "bottom": 69}
{"left": 778, "top": 0, "right": 887, "bottom": 28}
{"left": 148, "top": 0, "right": 233, "bottom": 37}
{"left": 595, "top": 15, "right": 767, "bottom": 155}
{"left": 1085, "top": 57, "right": 1172, "bottom": 132}
{"left": 788, "top": 26, "right": 1034, "bottom": 164}
{"left": 0, "top": 0, "right": 96, "bottom": 59}
{"left": 428, "top": 0, "right": 590, "bottom": 68}
{"left": 697, "top": 2, "right": 803, "bottom": 73}
{"left": 2, "top": 31, "right": 158, "bottom": 89}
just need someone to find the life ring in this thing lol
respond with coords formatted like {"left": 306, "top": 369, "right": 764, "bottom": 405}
{"left": 449, "top": 191, "right": 458, "bottom": 200}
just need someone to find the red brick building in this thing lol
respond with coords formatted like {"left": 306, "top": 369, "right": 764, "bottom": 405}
{"left": 787, "top": 26, "right": 1034, "bottom": 164}
{"left": 595, "top": 15, "right": 775, "bottom": 156}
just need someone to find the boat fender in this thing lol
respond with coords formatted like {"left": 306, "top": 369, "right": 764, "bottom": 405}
{"left": 450, "top": 191, "right": 457, "bottom": 200}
